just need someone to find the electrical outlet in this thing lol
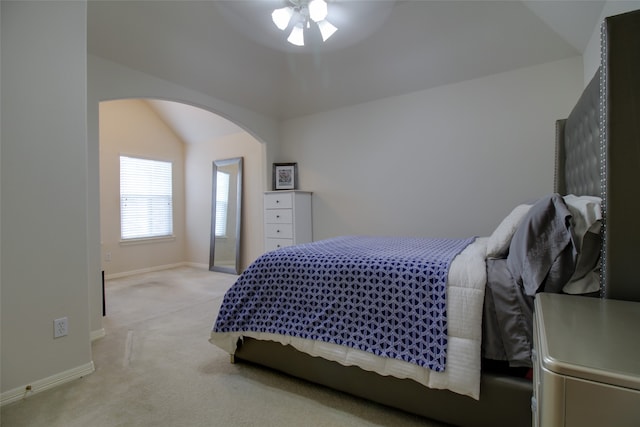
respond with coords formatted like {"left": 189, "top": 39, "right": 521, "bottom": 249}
{"left": 54, "top": 317, "right": 68, "bottom": 338}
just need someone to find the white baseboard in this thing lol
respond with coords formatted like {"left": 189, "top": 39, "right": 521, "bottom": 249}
{"left": 104, "top": 262, "right": 213, "bottom": 280}
{"left": 105, "top": 262, "right": 188, "bottom": 280}
{"left": 1, "top": 361, "right": 95, "bottom": 407}
{"left": 90, "top": 328, "right": 106, "bottom": 341}
{"left": 184, "top": 262, "right": 209, "bottom": 270}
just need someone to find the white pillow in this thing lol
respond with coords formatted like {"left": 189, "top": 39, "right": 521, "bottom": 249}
{"left": 562, "top": 194, "right": 602, "bottom": 244}
{"left": 562, "top": 194, "right": 602, "bottom": 294}
{"left": 486, "top": 204, "right": 532, "bottom": 258}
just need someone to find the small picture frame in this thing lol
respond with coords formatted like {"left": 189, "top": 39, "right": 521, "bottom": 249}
{"left": 272, "top": 162, "right": 298, "bottom": 190}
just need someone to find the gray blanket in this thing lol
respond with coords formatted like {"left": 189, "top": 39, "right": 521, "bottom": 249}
{"left": 482, "top": 194, "right": 577, "bottom": 367}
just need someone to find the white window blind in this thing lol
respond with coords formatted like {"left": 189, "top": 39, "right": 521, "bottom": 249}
{"left": 120, "top": 155, "right": 173, "bottom": 240}
{"left": 215, "top": 171, "right": 230, "bottom": 237}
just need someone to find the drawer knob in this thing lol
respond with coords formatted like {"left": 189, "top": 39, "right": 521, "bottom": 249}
{"left": 276, "top": 215, "right": 280, "bottom": 218}
{"left": 276, "top": 200, "right": 280, "bottom": 204}
{"left": 276, "top": 229, "right": 280, "bottom": 233}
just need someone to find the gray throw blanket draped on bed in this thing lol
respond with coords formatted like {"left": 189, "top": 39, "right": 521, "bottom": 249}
{"left": 214, "top": 236, "right": 475, "bottom": 372}
{"left": 482, "top": 194, "right": 577, "bottom": 367}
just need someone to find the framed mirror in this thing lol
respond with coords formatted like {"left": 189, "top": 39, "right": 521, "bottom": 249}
{"left": 210, "top": 157, "right": 243, "bottom": 274}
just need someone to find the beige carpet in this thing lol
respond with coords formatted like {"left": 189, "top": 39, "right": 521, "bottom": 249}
{"left": 1, "top": 266, "right": 448, "bottom": 426}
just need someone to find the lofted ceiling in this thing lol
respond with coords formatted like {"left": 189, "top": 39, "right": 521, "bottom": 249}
{"left": 145, "top": 99, "right": 244, "bottom": 143}
{"left": 88, "top": 0, "right": 605, "bottom": 141}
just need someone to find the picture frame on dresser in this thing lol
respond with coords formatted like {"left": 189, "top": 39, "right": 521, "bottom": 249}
{"left": 272, "top": 162, "right": 297, "bottom": 190}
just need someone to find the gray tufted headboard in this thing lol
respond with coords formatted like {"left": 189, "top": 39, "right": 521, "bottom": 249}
{"left": 554, "top": 69, "right": 601, "bottom": 198}
{"left": 555, "top": 9, "right": 640, "bottom": 302}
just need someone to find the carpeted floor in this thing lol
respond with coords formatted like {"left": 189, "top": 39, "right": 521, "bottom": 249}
{"left": 0, "top": 266, "right": 449, "bottom": 426}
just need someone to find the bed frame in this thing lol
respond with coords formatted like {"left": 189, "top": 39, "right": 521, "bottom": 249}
{"left": 232, "top": 10, "right": 640, "bottom": 426}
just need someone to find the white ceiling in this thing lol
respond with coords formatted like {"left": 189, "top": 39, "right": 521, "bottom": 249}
{"left": 88, "top": 0, "right": 605, "bottom": 142}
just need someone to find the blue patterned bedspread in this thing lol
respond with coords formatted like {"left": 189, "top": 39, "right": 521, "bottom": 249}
{"left": 213, "top": 235, "right": 475, "bottom": 372}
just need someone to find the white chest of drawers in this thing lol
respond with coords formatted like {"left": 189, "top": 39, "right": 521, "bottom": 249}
{"left": 532, "top": 293, "right": 640, "bottom": 427}
{"left": 263, "top": 191, "right": 312, "bottom": 252}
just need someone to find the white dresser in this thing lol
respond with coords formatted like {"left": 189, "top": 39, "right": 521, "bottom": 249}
{"left": 532, "top": 293, "right": 640, "bottom": 427}
{"left": 263, "top": 190, "right": 312, "bottom": 252}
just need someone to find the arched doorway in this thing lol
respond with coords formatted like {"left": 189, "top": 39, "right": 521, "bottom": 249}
{"left": 98, "top": 98, "right": 263, "bottom": 280}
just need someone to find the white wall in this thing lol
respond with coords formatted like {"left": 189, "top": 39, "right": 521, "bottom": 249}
{"left": 185, "top": 134, "right": 264, "bottom": 270}
{"left": 99, "top": 100, "right": 186, "bottom": 276}
{"left": 281, "top": 57, "right": 584, "bottom": 241}
{"left": 583, "top": 1, "right": 640, "bottom": 84}
{"left": 1, "top": 0, "right": 94, "bottom": 399}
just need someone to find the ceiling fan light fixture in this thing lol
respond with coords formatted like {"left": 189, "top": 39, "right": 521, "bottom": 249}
{"left": 308, "top": 0, "right": 328, "bottom": 22}
{"left": 272, "top": 0, "right": 336, "bottom": 47}
{"left": 287, "top": 24, "right": 305, "bottom": 46}
{"left": 272, "top": 6, "right": 294, "bottom": 30}
{"left": 317, "top": 19, "right": 337, "bottom": 41}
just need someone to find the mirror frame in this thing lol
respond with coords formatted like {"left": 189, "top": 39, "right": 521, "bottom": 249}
{"left": 209, "top": 157, "right": 243, "bottom": 274}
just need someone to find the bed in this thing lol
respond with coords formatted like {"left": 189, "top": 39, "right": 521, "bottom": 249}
{"left": 210, "top": 9, "right": 640, "bottom": 427}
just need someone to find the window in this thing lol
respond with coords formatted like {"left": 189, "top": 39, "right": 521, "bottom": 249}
{"left": 120, "top": 155, "right": 173, "bottom": 240}
{"left": 215, "top": 171, "right": 230, "bottom": 237}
